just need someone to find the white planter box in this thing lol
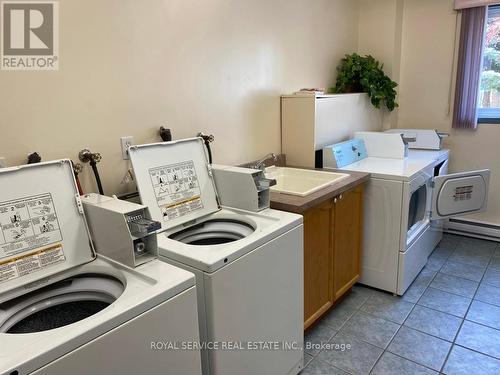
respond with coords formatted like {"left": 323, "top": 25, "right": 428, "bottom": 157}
{"left": 281, "top": 93, "right": 383, "bottom": 167}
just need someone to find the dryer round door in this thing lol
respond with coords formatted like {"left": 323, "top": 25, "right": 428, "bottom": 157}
{"left": 168, "top": 218, "right": 256, "bottom": 245}
{"left": 0, "top": 274, "right": 124, "bottom": 334}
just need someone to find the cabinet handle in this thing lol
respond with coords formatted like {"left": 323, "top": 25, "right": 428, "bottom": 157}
{"left": 339, "top": 194, "right": 343, "bottom": 200}
{"left": 333, "top": 197, "right": 338, "bottom": 204}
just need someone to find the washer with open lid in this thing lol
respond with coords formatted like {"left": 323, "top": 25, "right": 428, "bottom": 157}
{"left": 128, "top": 138, "right": 302, "bottom": 272}
{"left": 129, "top": 138, "right": 260, "bottom": 257}
{"left": 0, "top": 160, "right": 202, "bottom": 375}
{"left": 129, "top": 138, "right": 305, "bottom": 375}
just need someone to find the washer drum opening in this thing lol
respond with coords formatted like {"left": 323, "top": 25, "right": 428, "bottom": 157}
{"left": 169, "top": 219, "right": 256, "bottom": 245}
{"left": 0, "top": 274, "right": 124, "bottom": 334}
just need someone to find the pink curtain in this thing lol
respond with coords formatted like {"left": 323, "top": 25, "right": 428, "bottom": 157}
{"left": 452, "top": 6, "right": 487, "bottom": 129}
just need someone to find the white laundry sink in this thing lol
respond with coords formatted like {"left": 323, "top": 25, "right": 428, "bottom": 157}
{"left": 265, "top": 166, "right": 350, "bottom": 197}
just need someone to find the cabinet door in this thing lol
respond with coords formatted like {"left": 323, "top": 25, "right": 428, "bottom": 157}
{"left": 332, "top": 186, "right": 364, "bottom": 301}
{"left": 303, "top": 199, "right": 334, "bottom": 329}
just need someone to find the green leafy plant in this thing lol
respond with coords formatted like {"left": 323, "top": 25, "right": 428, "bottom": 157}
{"left": 331, "top": 53, "right": 398, "bottom": 111}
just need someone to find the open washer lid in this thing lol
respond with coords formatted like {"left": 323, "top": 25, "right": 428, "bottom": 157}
{"left": 0, "top": 160, "right": 95, "bottom": 300}
{"left": 129, "top": 138, "right": 221, "bottom": 231}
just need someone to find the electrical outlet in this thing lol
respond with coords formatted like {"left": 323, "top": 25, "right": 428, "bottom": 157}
{"left": 0, "top": 157, "right": 6, "bottom": 168}
{"left": 121, "top": 136, "right": 134, "bottom": 160}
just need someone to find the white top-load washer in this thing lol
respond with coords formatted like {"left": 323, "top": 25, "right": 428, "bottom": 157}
{"left": 0, "top": 160, "right": 202, "bottom": 375}
{"left": 128, "top": 138, "right": 304, "bottom": 375}
{"left": 322, "top": 132, "right": 490, "bottom": 295}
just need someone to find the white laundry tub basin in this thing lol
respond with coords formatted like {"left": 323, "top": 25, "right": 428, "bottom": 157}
{"left": 265, "top": 166, "right": 349, "bottom": 197}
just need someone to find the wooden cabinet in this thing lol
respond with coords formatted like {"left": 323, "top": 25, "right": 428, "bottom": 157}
{"left": 303, "top": 185, "right": 364, "bottom": 329}
{"left": 332, "top": 186, "right": 363, "bottom": 301}
{"left": 303, "top": 199, "right": 334, "bottom": 328}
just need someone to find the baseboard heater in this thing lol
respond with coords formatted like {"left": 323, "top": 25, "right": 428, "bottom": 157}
{"left": 446, "top": 218, "right": 500, "bottom": 242}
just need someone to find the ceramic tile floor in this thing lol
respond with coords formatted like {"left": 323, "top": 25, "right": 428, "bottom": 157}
{"left": 301, "top": 234, "right": 500, "bottom": 375}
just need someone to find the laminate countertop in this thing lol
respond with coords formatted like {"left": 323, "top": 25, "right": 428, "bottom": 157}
{"left": 269, "top": 168, "right": 370, "bottom": 214}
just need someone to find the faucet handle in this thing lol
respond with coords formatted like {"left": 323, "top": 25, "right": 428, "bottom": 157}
{"left": 253, "top": 153, "right": 279, "bottom": 170}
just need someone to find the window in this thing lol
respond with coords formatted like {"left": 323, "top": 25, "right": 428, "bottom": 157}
{"left": 407, "top": 184, "right": 427, "bottom": 241}
{"left": 478, "top": 5, "right": 500, "bottom": 122}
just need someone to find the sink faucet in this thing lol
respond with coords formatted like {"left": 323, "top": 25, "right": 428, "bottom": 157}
{"left": 252, "top": 153, "right": 278, "bottom": 171}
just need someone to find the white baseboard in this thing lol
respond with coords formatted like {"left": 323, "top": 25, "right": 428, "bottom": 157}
{"left": 445, "top": 218, "right": 500, "bottom": 242}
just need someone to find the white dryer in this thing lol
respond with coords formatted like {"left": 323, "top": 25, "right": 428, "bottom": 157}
{"left": 407, "top": 148, "right": 451, "bottom": 248}
{"left": 129, "top": 138, "right": 304, "bottom": 375}
{"left": 323, "top": 136, "right": 490, "bottom": 295}
{"left": 0, "top": 160, "right": 202, "bottom": 375}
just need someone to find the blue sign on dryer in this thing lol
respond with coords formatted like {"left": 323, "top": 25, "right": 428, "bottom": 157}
{"left": 327, "top": 139, "right": 368, "bottom": 168}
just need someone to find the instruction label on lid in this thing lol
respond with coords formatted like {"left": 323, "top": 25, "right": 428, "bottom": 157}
{"left": 0, "top": 193, "right": 63, "bottom": 259}
{"left": 148, "top": 161, "right": 204, "bottom": 221}
{"left": 0, "top": 244, "right": 66, "bottom": 284}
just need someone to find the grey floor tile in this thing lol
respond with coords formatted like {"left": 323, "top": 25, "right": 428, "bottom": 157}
{"left": 475, "top": 283, "right": 500, "bottom": 307}
{"left": 339, "top": 285, "right": 373, "bottom": 310}
{"left": 489, "top": 256, "right": 500, "bottom": 270}
{"left": 321, "top": 303, "right": 357, "bottom": 330}
{"left": 443, "top": 345, "right": 500, "bottom": 375}
{"left": 494, "top": 245, "right": 500, "bottom": 258}
{"left": 371, "top": 352, "right": 437, "bottom": 375}
{"left": 304, "top": 321, "right": 337, "bottom": 355}
{"left": 301, "top": 358, "right": 349, "bottom": 375}
{"left": 466, "top": 300, "right": 500, "bottom": 330}
{"left": 404, "top": 305, "right": 462, "bottom": 341}
{"left": 419, "top": 266, "right": 438, "bottom": 278}
{"left": 440, "top": 260, "right": 486, "bottom": 282}
{"left": 438, "top": 234, "right": 460, "bottom": 251}
{"left": 417, "top": 288, "right": 471, "bottom": 318}
{"left": 340, "top": 311, "right": 400, "bottom": 349}
{"left": 317, "top": 332, "right": 382, "bottom": 374}
{"left": 425, "top": 253, "right": 447, "bottom": 272}
{"left": 429, "top": 273, "right": 479, "bottom": 298}
{"left": 448, "top": 252, "right": 491, "bottom": 268}
{"left": 442, "top": 233, "right": 461, "bottom": 241}
{"left": 431, "top": 246, "right": 454, "bottom": 259}
{"left": 483, "top": 267, "right": 500, "bottom": 288}
{"left": 456, "top": 320, "right": 500, "bottom": 359}
{"left": 455, "top": 237, "right": 497, "bottom": 254}
{"left": 402, "top": 268, "right": 436, "bottom": 303}
{"left": 387, "top": 326, "right": 451, "bottom": 371}
{"left": 360, "top": 292, "right": 414, "bottom": 324}
{"left": 303, "top": 352, "right": 314, "bottom": 368}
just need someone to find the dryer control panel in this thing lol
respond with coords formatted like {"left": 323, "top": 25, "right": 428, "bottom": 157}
{"left": 323, "top": 139, "right": 368, "bottom": 168}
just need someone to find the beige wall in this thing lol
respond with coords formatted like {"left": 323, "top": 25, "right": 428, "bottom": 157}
{"left": 384, "top": 0, "right": 500, "bottom": 224}
{"left": 358, "top": 0, "right": 404, "bottom": 82}
{"left": 357, "top": 0, "right": 458, "bottom": 132}
{"left": 0, "top": 0, "right": 360, "bottom": 195}
{"left": 397, "top": 0, "right": 457, "bottom": 131}
{"left": 4, "top": 0, "right": 496, "bottom": 225}
{"left": 358, "top": 0, "right": 404, "bottom": 129}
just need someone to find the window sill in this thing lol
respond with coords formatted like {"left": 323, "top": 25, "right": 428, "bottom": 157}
{"left": 477, "top": 117, "right": 500, "bottom": 124}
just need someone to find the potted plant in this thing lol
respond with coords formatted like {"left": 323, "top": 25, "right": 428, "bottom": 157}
{"left": 331, "top": 53, "right": 398, "bottom": 111}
